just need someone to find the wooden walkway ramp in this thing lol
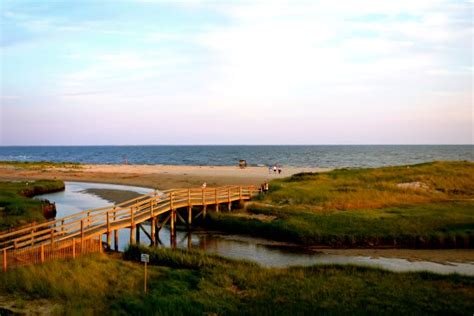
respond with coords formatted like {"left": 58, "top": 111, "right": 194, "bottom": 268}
{"left": 0, "top": 185, "right": 259, "bottom": 272}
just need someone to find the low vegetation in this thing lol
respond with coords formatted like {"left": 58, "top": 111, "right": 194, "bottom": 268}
{"left": 0, "top": 180, "right": 65, "bottom": 230}
{"left": 0, "top": 246, "right": 473, "bottom": 315}
{"left": 0, "top": 161, "right": 82, "bottom": 170}
{"left": 205, "top": 161, "right": 474, "bottom": 248}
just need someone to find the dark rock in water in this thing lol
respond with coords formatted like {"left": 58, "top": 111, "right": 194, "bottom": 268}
{"left": 40, "top": 199, "right": 57, "bottom": 219}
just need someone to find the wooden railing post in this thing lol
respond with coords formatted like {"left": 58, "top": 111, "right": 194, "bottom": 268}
{"left": 188, "top": 189, "right": 192, "bottom": 226}
{"left": 98, "top": 237, "right": 103, "bottom": 253}
{"left": 50, "top": 229, "right": 55, "bottom": 249}
{"left": 80, "top": 220, "right": 84, "bottom": 252}
{"left": 2, "top": 249, "right": 7, "bottom": 272}
{"left": 228, "top": 188, "right": 232, "bottom": 211}
{"left": 72, "top": 238, "right": 76, "bottom": 259}
{"left": 130, "top": 206, "right": 136, "bottom": 245}
{"left": 40, "top": 245, "right": 45, "bottom": 263}
{"left": 239, "top": 186, "right": 243, "bottom": 202}
{"left": 113, "top": 209, "right": 118, "bottom": 251}
{"left": 202, "top": 188, "right": 207, "bottom": 218}
{"left": 170, "top": 192, "right": 174, "bottom": 210}
{"left": 106, "top": 212, "right": 111, "bottom": 249}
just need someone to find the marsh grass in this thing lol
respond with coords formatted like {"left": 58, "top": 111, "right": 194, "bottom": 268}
{"left": 206, "top": 161, "right": 474, "bottom": 247}
{"left": 1, "top": 248, "right": 473, "bottom": 315}
{"left": 0, "top": 180, "right": 65, "bottom": 230}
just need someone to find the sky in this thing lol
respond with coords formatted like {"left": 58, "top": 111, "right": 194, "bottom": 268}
{"left": 0, "top": 0, "right": 472, "bottom": 145}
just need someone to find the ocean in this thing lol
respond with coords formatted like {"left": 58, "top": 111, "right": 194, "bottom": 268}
{"left": 0, "top": 145, "right": 472, "bottom": 168}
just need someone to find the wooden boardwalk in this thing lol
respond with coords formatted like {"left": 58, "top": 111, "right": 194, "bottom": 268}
{"left": 0, "top": 185, "right": 259, "bottom": 271}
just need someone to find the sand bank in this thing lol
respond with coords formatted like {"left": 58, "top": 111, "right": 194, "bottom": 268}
{"left": 0, "top": 163, "right": 330, "bottom": 189}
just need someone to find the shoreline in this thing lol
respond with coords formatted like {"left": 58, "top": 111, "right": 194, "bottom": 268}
{"left": 0, "top": 162, "right": 331, "bottom": 189}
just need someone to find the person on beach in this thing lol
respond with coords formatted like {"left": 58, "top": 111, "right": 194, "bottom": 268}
{"left": 273, "top": 165, "right": 277, "bottom": 174}
{"left": 278, "top": 166, "right": 282, "bottom": 175}
{"left": 202, "top": 182, "right": 207, "bottom": 189}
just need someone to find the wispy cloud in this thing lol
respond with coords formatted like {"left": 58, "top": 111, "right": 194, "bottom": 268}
{"left": 1, "top": 0, "right": 472, "bottom": 145}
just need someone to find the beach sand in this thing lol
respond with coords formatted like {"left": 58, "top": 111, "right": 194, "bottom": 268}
{"left": 0, "top": 163, "right": 330, "bottom": 189}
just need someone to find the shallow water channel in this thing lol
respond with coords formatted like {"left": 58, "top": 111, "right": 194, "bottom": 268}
{"left": 36, "top": 182, "right": 474, "bottom": 275}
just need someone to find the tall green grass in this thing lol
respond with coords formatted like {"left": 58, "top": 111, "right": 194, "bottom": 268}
{"left": 1, "top": 248, "right": 473, "bottom": 315}
{"left": 0, "top": 180, "right": 65, "bottom": 230}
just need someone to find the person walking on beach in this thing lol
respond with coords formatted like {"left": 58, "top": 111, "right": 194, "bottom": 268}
{"left": 278, "top": 165, "right": 282, "bottom": 175}
{"left": 202, "top": 182, "right": 207, "bottom": 189}
{"left": 273, "top": 165, "right": 277, "bottom": 174}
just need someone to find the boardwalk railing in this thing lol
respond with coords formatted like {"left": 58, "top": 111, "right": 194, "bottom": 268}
{"left": 1, "top": 185, "right": 259, "bottom": 272}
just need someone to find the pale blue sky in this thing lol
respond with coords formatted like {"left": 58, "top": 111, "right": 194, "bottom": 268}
{"left": 0, "top": 0, "right": 472, "bottom": 145}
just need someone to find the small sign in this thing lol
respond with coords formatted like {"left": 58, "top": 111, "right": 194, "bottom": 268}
{"left": 141, "top": 254, "right": 149, "bottom": 263}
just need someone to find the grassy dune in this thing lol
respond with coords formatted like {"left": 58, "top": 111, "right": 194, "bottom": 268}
{"left": 206, "top": 161, "right": 474, "bottom": 247}
{"left": 0, "top": 247, "right": 473, "bottom": 315}
{"left": 0, "top": 180, "right": 65, "bottom": 230}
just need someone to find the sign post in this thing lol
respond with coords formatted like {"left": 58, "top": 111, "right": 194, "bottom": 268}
{"left": 141, "top": 253, "right": 150, "bottom": 293}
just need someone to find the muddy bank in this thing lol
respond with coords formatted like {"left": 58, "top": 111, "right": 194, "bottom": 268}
{"left": 320, "top": 249, "right": 474, "bottom": 264}
{"left": 81, "top": 188, "right": 143, "bottom": 204}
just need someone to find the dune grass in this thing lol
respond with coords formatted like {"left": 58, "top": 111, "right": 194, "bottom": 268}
{"left": 1, "top": 247, "right": 473, "bottom": 315}
{"left": 0, "top": 180, "right": 65, "bottom": 230}
{"left": 205, "top": 161, "right": 474, "bottom": 247}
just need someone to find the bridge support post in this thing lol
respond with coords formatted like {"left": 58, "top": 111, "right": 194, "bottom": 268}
{"left": 188, "top": 207, "right": 192, "bottom": 227}
{"left": 130, "top": 226, "right": 136, "bottom": 245}
{"left": 114, "top": 230, "right": 119, "bottom": 251}
{"left": 187, "top": 233, "right": 192, "bottom": 249}
{"left": 151, "top": 218, "right": 156, "bottom": 245}
{"left": 170, "top": 210, "right": 176, "bottom": 236}
{"left": 136, "top": 224, "right": 141, "bottom": 244}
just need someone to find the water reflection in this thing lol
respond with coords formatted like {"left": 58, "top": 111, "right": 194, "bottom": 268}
{"left": 36, "top": 182, "right": 474, "bottom": 276}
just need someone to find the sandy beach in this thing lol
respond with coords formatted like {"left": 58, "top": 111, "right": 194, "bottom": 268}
{"left": 0, "top": 163, "right": 330, "bottom": 189}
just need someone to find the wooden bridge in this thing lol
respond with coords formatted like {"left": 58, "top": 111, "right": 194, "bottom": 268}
{"left": 0, "top": 185, "right": 259, "bottom": 272}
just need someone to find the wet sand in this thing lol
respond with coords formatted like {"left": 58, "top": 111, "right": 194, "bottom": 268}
{"left": 0, "top": 163, "right": 330, "bottom": 189}
{"left": 82, "top": 188, "right": 144, "bottom": 204}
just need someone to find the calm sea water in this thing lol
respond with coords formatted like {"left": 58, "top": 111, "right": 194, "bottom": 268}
{"left": 0, "top": 145, "right": 472, "bottom": 168}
